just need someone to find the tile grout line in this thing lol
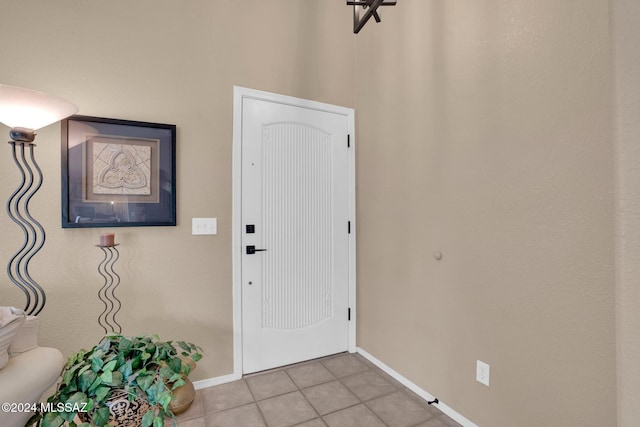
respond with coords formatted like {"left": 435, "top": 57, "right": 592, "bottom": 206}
{"left": 342, "top": 356, "right": 435, "bottom": 427}
{"left": 361, "top": 398, "right": 397, "bottom": 427}
{"left": 287, "top": 360, "right": 337, "bottom": 390}
{"left": 284, "top": 365, "right": 322, "bottom": 426}
{"left": 243, "top": 378, "right": 271, "bottom": 427}
{"left": 195, "top": 352, "right": 458, "bottom": 427}
{"left": 312, "top": 358, "right": 392, "bottom": 427}
{"left": 362, "top": 389, "right": 443, "bottom": 427}
{"left": 245, "top": 352, "right": 349, "bottom": 379}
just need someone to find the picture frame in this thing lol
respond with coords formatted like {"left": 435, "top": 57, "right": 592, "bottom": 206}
{"left": 61, "top": 115, "right": 176, "bottom": 228}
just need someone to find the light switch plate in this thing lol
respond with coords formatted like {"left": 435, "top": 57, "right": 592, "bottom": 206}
{"left": 192, "top": 218, "right": 217, "bottom": 235}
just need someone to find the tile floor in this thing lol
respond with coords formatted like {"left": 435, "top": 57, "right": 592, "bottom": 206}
{"left": 169, "top": 352, "right": 462, "bottom": 427}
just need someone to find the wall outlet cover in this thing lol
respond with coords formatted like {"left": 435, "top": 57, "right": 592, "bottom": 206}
{"left": 476, "top": 360, "right": 490, "bottom": 386}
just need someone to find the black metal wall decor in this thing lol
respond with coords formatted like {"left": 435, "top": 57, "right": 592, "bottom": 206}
{"left": 347, "top": 0, "right": 397, "bottom": 34}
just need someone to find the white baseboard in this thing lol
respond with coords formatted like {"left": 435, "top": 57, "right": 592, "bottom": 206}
{"left": 356, "top": 347, "right": 478, "bottom": 427}
{"left": 192, "top": 373, "right": 241, "bottom": 390}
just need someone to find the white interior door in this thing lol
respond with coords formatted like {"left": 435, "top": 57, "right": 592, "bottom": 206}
{"left": 241, "top": 95, "right": 352, "bottom": 374}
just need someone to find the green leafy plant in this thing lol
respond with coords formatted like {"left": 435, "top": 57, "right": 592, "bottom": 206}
{"left": 27, "top": 334, "right": 202, "bottom": 427}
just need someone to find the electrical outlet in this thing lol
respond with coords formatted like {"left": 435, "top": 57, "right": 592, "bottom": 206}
{"left": 476, "top": 360, "right": 490, "bottom": 386}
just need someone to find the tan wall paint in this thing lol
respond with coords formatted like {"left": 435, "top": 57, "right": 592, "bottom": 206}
{"left": 355, "top": 1, "right": 616, "bottom": 425}
{"left": 0, "top": 1, "right": 630, "bottom": 424}
{"left": 613, "top": 0, "right": 640, "bottom": 425}
{"left": 0, "top": 0, "right": 355, "bottom": 382}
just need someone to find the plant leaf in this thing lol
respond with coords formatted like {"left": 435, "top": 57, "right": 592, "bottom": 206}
{"left": 78, "top": 364, "right": 92, "bottom": 375}
{"left": 94, "top": 386, "right": 110, "bottom": 402}
{"left": 97, "top": 337, "right": 111, "bottom": 352}
{"left": 41, "top": 411, "right": 65, "bottom": 427}
{"left": 85, "top": 397, "right": 95, "bottom": 413}
{"left": 91, "top": 348, "right": 105, "bottom": 360}
{"left": 171, "top": 378, "right": 186, "bottom": 390}
{"left": 152, "top": 344, "right": 159, "bottom": 359}
{"left": 44, "top": 334, "right": 202, "bottom": 427}
{"left": 168, "top": 357, "right": 182, "bottom": 373}
{"left": 127, "top": 386, "right": 138, "bottom": 400}
{"left": 146, "top": 379, "right": 165, "bottom": 405}
{"left": 153, "top": 415, "right": 165, "bottom": 427}
{"left": 88, "top": 375, "right": 103, "bottom": 393}
{"left": 141, "top": 409, "right": 155, "bottom": 427}
{"left": 119, "top": 336, "right": 133, "bottom": 351}
{"left": 181, "top": 363, "right": 192, "bottom": 377}
{"left": 109, "top": 370, "right": 124, "bottom": 387}
{"left": 103, "top": 359, "right": 117, "bottom": 373}
{"left": 25, "top": 413, "right": 41, "bottom": 427}
{"left": 62, "top": 363, "right": 82, "bottom": 386}
{"left": 159, "top": 366, "right": 175, "bottom": 380}
{"left": 67, "top": 391, "right": 88, "bottom": 406}
{"left": 158, "top": 390, "right": 172, "bottom": 411}
{"left": 78, "top": 370, "right": 97, "bottom": 393}
{"left": 100, "top": 370, "right": 112, "bottom": 384}
{"left": 136, "top": 373, "right": 154, "bottom": 391}
{"left": 132, "top": 354, "right": 143, "bottom": 370}
{"left": 55, "top": 391, "right": 87, "bottom": 423}
{"left": 116, "top": 351, "right": 126, "bottom": 367}
{"left": 119, "top": 359, "right": 134, "bottom": 379}
{"left": 93, "top": 406, "right": 110, "bottom": 427}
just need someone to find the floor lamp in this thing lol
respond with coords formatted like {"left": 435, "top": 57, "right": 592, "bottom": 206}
{"left": 0, "top": 84, "right": 77, "bottom": 315}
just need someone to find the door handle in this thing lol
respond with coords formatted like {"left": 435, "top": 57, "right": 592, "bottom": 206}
{"left": 246, "top": 245, "right": 267, "bottom": 255}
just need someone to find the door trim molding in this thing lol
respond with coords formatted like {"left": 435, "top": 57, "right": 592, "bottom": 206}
{"left": 232, "top": 86, "right": 356, "bottom": 377}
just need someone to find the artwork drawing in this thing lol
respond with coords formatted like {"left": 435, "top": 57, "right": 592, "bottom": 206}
{"left": 92, "top": 141, "right": 151, "bottom": 196}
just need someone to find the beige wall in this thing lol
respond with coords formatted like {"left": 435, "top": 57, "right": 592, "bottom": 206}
{"left": 355, "top": 1, "right": 616, "bottom": 425}
{"left": 0, "top": 0, "right": 633, "bottom": 425}
{"left": 613, "top": 0, "right": 640, "bottom": 424}
{"left": 0, "top": 0, "right": 355, "bottom": 382}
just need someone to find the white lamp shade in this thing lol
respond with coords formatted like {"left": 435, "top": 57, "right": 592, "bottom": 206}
{"left": 0, "top": 84, "right": 78, "bottom": 130}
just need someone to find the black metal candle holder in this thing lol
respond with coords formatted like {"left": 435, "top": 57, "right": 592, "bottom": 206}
{"left": 95, "top": 244, "right": 122, "bottom": 334}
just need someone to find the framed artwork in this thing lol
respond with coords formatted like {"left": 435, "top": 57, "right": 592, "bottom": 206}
{"left": 61, "top": 115, "right": 176, "bottom": 228}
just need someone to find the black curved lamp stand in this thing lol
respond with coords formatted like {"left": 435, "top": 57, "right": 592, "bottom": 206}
{"left": 6, "top": 131, "right": 47, "bottom": 316}
{"left": 0, "top": 84, "right": 78, "bottom": 316}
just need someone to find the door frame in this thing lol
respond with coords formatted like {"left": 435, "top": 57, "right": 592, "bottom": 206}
{"left": 232, "top": 86, "right": 356, "bottom": 377}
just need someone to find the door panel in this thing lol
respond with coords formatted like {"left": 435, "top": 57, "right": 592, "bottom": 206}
{"left": 241, "top": 98, "right": 349, "bottom": 373}
{"left": 262, "top": 123, "right": 334, "bottom": 329}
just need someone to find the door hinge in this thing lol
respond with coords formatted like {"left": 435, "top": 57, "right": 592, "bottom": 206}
{"left": 348, "top": 221, "right": 351, "bottom": 234}
{"left": 348, "top": 308, "right": 351, "bottom": 321}
{"left": 347, "top": 134, "right": 350, "bottom": 148}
